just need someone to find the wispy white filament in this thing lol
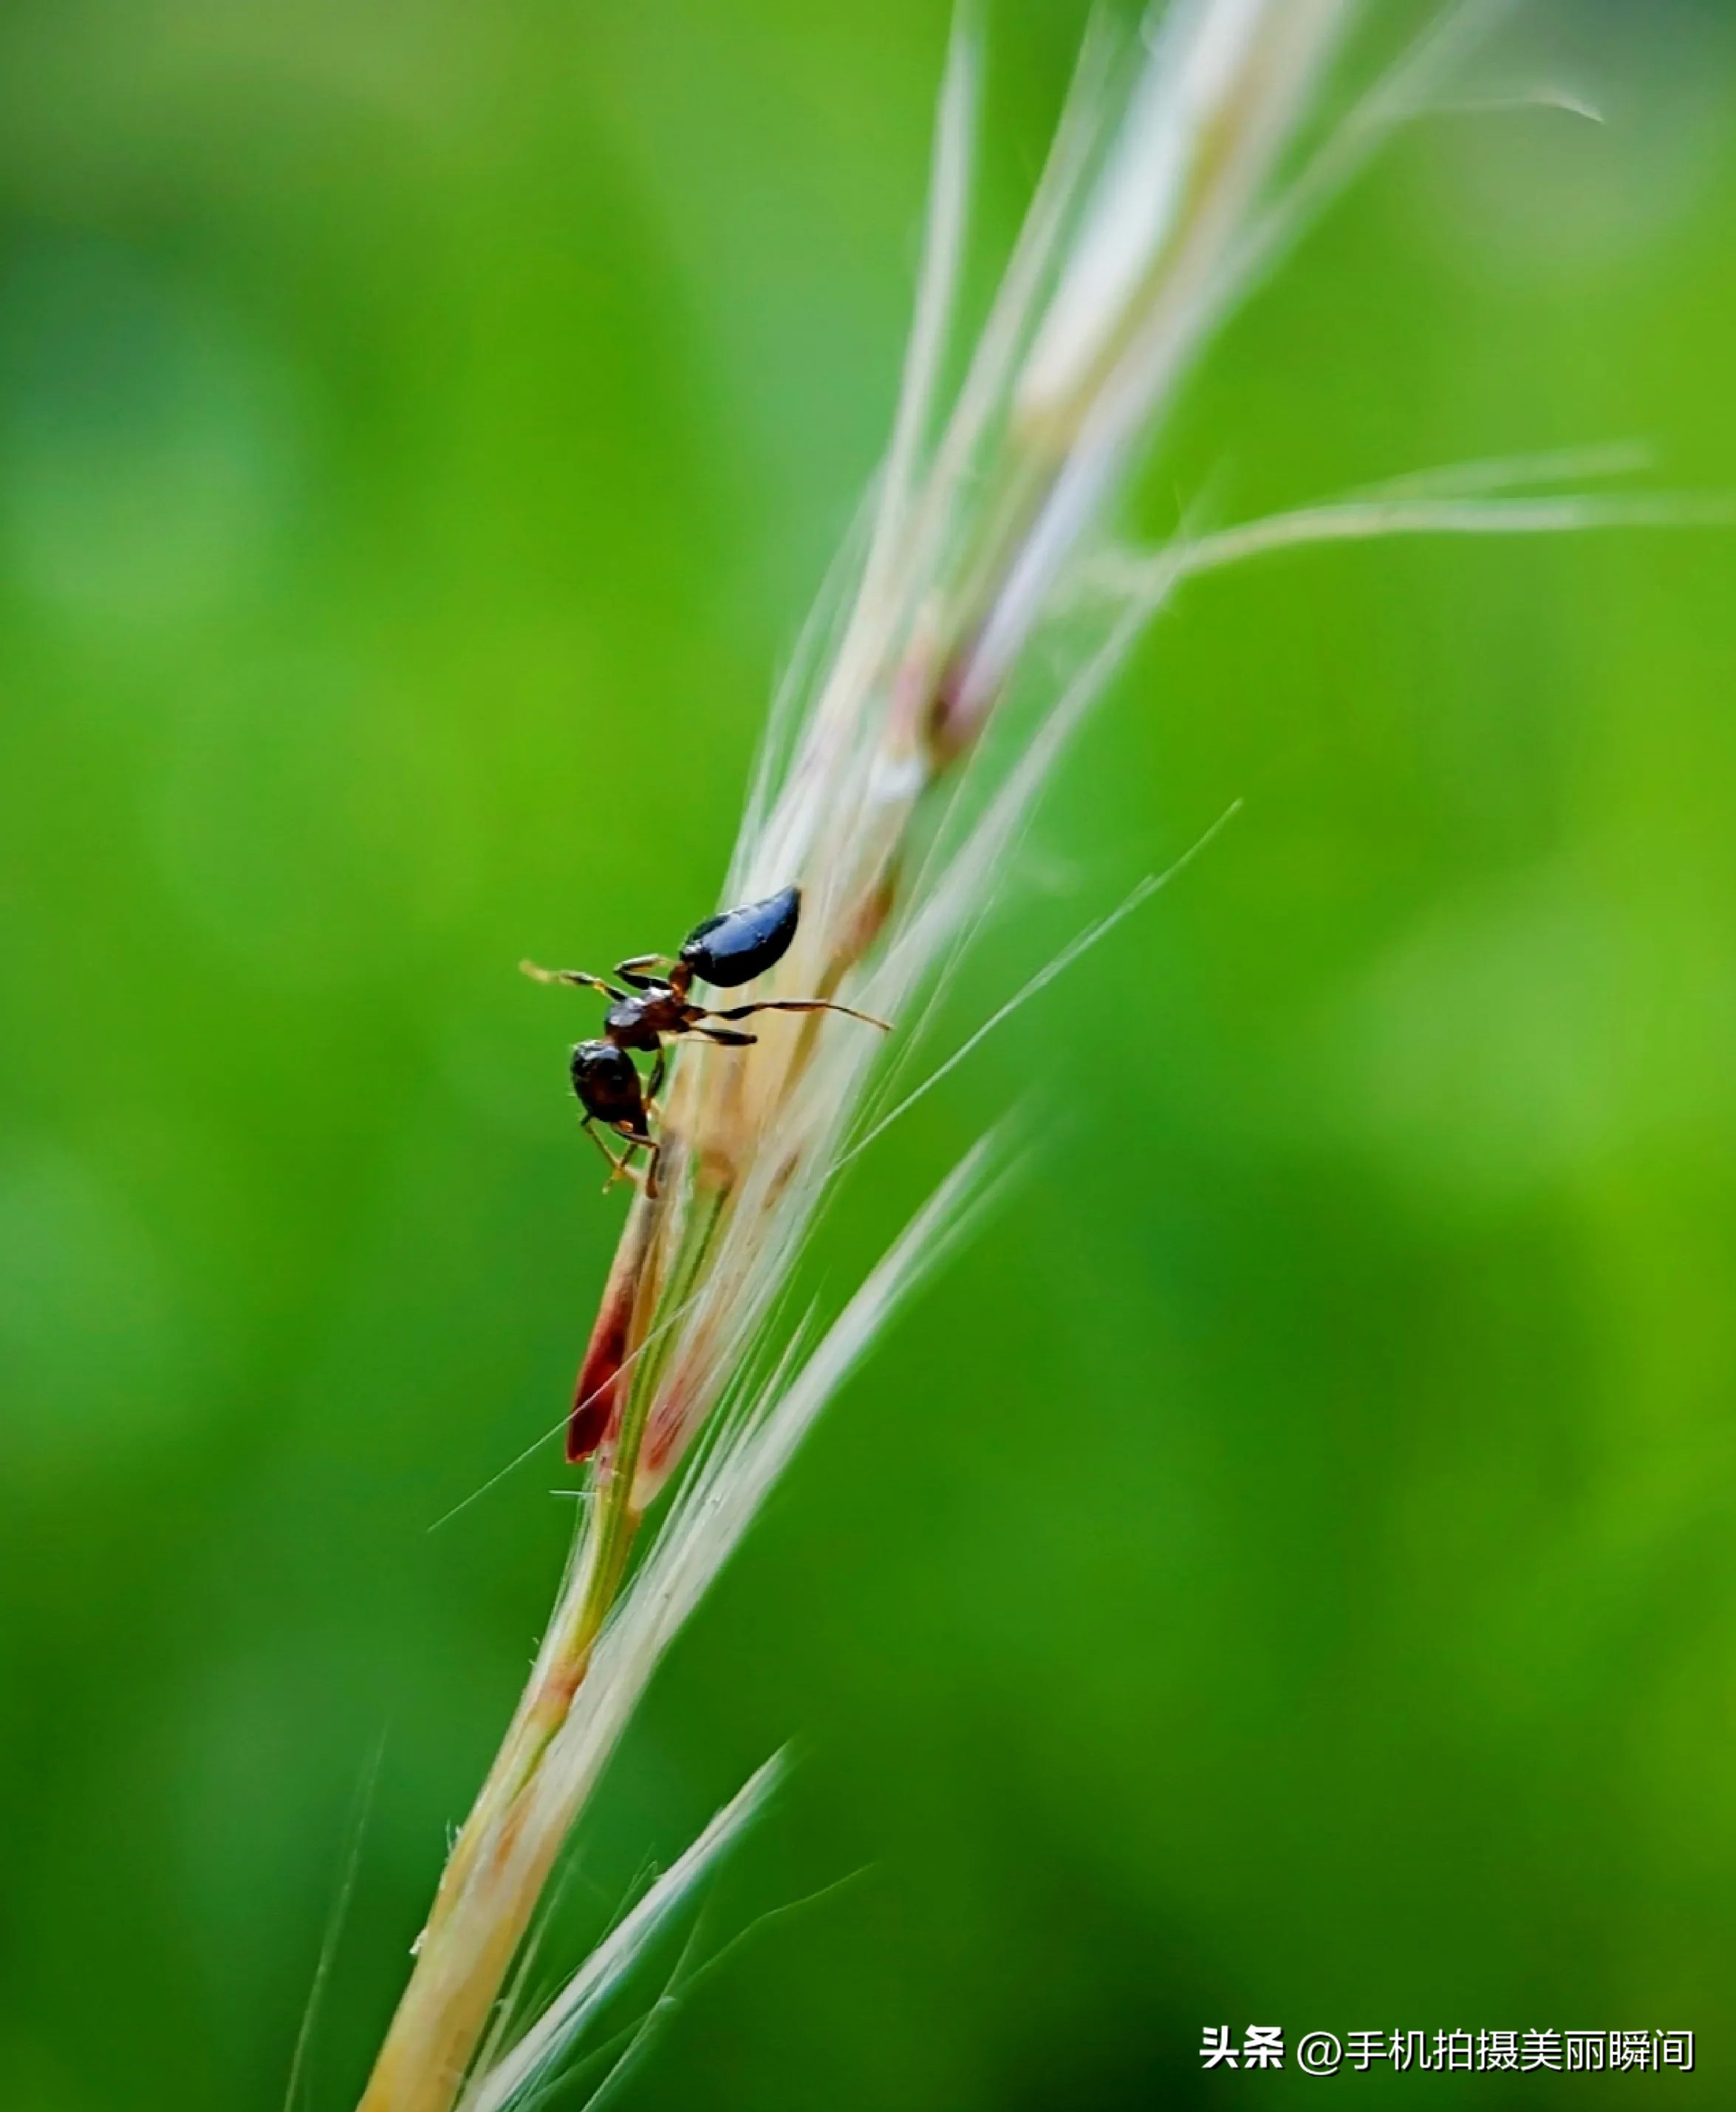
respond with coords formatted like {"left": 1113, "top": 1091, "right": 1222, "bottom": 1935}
{"left": 457, "top": 1757, "right": 787, "bottom": 2112}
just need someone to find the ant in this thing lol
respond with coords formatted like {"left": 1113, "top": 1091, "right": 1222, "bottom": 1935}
{"left": 522, "top": 884, "right": 888, "bottom": 1197}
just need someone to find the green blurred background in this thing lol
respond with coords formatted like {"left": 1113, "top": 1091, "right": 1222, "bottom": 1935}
{"left": 3, "top": 1, "right": 1735, "bottom": 2105}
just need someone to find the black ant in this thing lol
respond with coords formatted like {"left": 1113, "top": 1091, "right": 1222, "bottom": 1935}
{"left": 522, "top": 884, "right": 888, "bottom": 1197}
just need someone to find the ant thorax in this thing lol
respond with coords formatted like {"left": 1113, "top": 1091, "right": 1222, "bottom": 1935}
{"left": 604, "top": 987, "right": 689, "bottom": 1050}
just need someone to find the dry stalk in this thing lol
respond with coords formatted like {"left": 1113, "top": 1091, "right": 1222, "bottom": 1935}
{"left": 351, "top": 6, "right": 1708, "bottom": 2106}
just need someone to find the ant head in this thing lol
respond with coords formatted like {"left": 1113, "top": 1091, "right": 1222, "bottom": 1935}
{"left": 570, "top": 1039, "right": 643, "bottom": 1123}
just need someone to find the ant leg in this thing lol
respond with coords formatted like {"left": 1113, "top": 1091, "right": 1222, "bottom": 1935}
{"left": 693, "top": 1025, "right": 757, "bottom": 1046}
{"left": 613, "top": 1127, "right": 663, "bottom": 1200}
{"left": 615, "top": 953, "right": 678, "bottom": 993}
{"left": 644, "top": 1047, "right": 667, "bottom": 1111}
{"left": 521, "top": 963, "right": 628, "bottom": 1002}
{"left": 705, "top": 997, "right": 892, "bottom": 1031}
{"left": 581, "top": 1115, "right": 630, "bottom": 1191}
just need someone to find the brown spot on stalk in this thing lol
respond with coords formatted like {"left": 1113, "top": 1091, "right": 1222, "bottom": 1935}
{"left": 567, "top": 1308, "right": 628, "bottom": 1461}
{"left": 567, "top": 1340, "right": 623, "bottom": 1462}
{"left": 924, "top": 624, "right": 989, "bottom": 769}
{"left": 838, "top": 864, "right": 901, "bottom": 970}
{"left": 641, "top": 1373, "right": 700, "bottom": 1488}
{"left": 567, "top": 1209, "right": 653, "bottom": 1460}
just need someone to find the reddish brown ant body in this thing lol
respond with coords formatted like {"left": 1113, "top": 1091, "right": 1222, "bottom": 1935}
{"left": 522, "top": 884, "right": 887, "bottom": 1197}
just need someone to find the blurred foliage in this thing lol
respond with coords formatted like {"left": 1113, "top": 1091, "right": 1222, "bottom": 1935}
{"left": 2, "top": 1, "right": 1735, "bottom": 2107}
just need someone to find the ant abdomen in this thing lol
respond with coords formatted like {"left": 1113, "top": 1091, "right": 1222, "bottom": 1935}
{"left": 679, "top": 884, "right": 801, "bottom": 988}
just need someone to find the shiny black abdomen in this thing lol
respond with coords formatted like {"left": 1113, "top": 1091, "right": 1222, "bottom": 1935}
{"left": 571, "top": 1040, "right": 646, "bottom": 1127}
{"left": 679, "top": 884, "right": 801, "bottom": 988}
